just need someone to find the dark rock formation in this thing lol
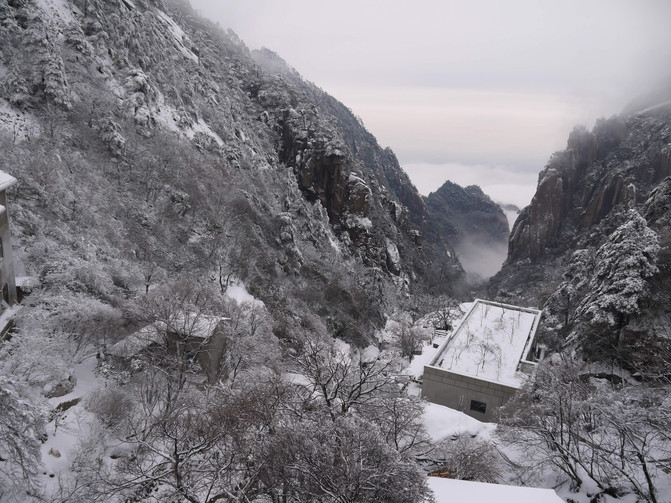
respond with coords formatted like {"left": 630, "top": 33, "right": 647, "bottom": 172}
{"left": 507, "top": 113, "right": 671, "bottom": 265}
{"left": 488, "top": 103, "right": 671, "bottom": 371}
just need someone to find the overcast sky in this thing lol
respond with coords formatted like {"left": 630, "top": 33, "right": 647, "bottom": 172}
{"left": 190, "top": 0, "right": 671, "bottom": 208}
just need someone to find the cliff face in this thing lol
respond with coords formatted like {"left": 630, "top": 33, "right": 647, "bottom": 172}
{"left": 424, "top": 181, "right": 509, "bottom": 279}
{"left": 0, "top": 0, "right": 468, "bottom": 344}
{"left": 490, "top": 105, "right": 671, "bottom": 372}
{"left": 508, "top": 113, "right": 671, "bottom": 263}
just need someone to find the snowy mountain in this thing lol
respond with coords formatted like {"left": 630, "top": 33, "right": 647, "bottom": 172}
{"left": 488, "top": 102, "right": 671, "bottom": 377}
{"left": 424, "top": 181, "right": 509, "bottom": 281}
{"left": 0, "top": 0, "right": 477, "bottom": 348}
{"left": 3, "top": 0, "right": 670, "bottom": 502}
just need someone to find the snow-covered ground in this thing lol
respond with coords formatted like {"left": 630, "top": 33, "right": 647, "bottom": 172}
{"left": 0, "top": 99, "right": 40, "bottom": 141}
{"left": 40, "top": 356, "right": 100, "bottom": 492}
{"left": 405, "top": 334, "right": 447, "bottom": 379}
{"left": 154, "top": 8, "right": 199, "bottom": 63}
{"left": 226, "top": 277, "right": 264, "bottom": 307}
{"left": 422, "top": 402, "right": 495, "bottom": 442}
{"left": 153, "top": 91, "right": 224, "bottom": 147}
{"left": 428, "top": 476, "right": 564, "bottom": 503}
{"left": 34, "top": 0, "right": 76, "bottom": 26}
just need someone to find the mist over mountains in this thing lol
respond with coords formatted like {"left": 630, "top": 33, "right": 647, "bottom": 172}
{"left": 1, "top": 0, "right": 671, "bottom": 502}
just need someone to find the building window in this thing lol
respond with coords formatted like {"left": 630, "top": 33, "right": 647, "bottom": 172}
{"left": 470, "top": 400, "right": 487, "bottom": 414}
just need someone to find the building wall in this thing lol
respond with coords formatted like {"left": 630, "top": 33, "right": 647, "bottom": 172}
{"left": 422, "top": 366, "right": 517, "bottom": 422}
{"left": 0, "top": 190, "right": 17, "bottom": 307}
{"left": 166, "top": 324, "right": 228, "bottom": 381}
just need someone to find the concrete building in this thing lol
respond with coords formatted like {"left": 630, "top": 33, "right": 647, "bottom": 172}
{"left": 422, "top": 299, "right": 542, "bottom": 422}
{"left": 0, "top": 171, "right": 17, "bottom": 309}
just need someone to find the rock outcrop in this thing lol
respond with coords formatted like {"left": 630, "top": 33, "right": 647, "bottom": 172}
{"left": 507, "top": 114, "right": 671, "bottom": 264}
{"left": 488, "top": 103, "right": 671, "bottom": 371}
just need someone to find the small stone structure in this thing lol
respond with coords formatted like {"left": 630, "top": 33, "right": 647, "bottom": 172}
{"left": 108, "top": 313, "right": 230, "bottom": 380}
{"left": 422, "top": 299, "right": 542, "bottom": 422}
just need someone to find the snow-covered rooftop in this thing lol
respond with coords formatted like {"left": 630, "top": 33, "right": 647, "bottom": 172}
{"left": 156, "top": 312, "right": 229, "bottom": 340}
{"left": 0, "top": 170, "right": 17, "bottom": 192}
{"left": 108, "top": 313, "right": 231, "bottom": 357}
{"left": 428, "top": 477, "right": 564, "bottom": 503}
{"left": 108, "top": 325, "right": 161, "bottom": 357}
{"left": 428, "top": 299, "right": 541, "bottom": 387}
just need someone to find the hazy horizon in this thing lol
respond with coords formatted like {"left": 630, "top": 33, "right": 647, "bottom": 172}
{"left": 190, "top": 0, "right": 671, "bottom": 208}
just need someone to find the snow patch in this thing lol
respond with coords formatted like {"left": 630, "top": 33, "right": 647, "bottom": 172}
{"left": 153, "top": 92, "right": 181, "bottom": 133}
{"left": 326, "top": 230, "right": 341, "bottom": 253}
{"left": 226, "top": 278, "right": 264, "bottom": 307}
{"left": 385, "top": 239, "right": 400, "bottom": 264}
{"left": 152, "top": 92, "right": 223, "bottom": 147}
{"left": 154, "top": 9, "right": 199, "bottom": 63}
{"left": 422, "top": 402, "right": 495, "bottom": 442}
{"left": 0, "top": 99, "right": 40, "bottom": 141}
{"left": 34, "top": 0, "right": 76, "bottom": 26}
{"left": 405, "top": 335, "right": 448, "bottom": 379}
{"left": 188, "top": 118, "right": 224, "bottom": 146}
{"left": 333, "top": 338, "right": 351, "bottom": 356}
{"left": 428, "top": 477, "right": 564, "bottom": 503}
{"left": 40, "top": 357, "right": 101, "bottom": 491}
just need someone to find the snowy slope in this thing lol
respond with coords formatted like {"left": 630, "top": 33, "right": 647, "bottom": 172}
{"left": 428, "top": 477, "right": 564, "bottom": 503}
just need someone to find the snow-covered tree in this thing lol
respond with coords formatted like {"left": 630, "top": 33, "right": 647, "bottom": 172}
{"left": 574, "top": 210, "right": 659, "bottom": 355}
{"left": 294, "top": 336, "right": 397, "bottom": 420}
{"left": 261, "top": 414, "right": 430, "bottom": 503}
{"left": 499, "top": 355, "right": 671, "bottom": 502}
{"left": 0, "top": 375, "right": 45, "bottom": 500}
{"left": 77, "top": 371, "right": 289, "bottom": 503}
{"left": 545, "top": 248, "right": 596, "bottom": 330}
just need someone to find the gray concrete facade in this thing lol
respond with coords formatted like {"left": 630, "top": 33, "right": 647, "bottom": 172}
{"left": 422, "top": 365, "right": 518, "bottom": 422}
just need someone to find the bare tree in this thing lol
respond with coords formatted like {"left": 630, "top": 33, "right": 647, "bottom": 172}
{"left": 75, "top": 371, "right": 290, "bottom": 503}
{"left": 293, "top": 336, "right": 396, "bottom": 420}
{"left": 0, "top": 375, "right": 45, "bottom": 501}
{"left": 261, "top": 414, "right": 431, "bottom": 503}
{"left": 428, "top": 435, "right": 502, "bottom": 483}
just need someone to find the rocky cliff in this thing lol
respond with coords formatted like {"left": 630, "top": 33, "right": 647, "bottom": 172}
{"left": 0, "top": 0, "right": 467, "bottom": 344}
{"left": 489, "top": 103, "right": 671, "bottom": 373}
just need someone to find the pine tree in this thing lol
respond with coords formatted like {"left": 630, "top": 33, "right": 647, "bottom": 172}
{"left": 574, "top": 210, "right": 659, "bottom": 354}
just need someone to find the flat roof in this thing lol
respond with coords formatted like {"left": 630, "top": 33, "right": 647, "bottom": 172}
{"left": 427, "top": 299, "right": 541, "bottom": 387}
{"left": 157, "top": 312, "right": 230, "bottom": 340}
